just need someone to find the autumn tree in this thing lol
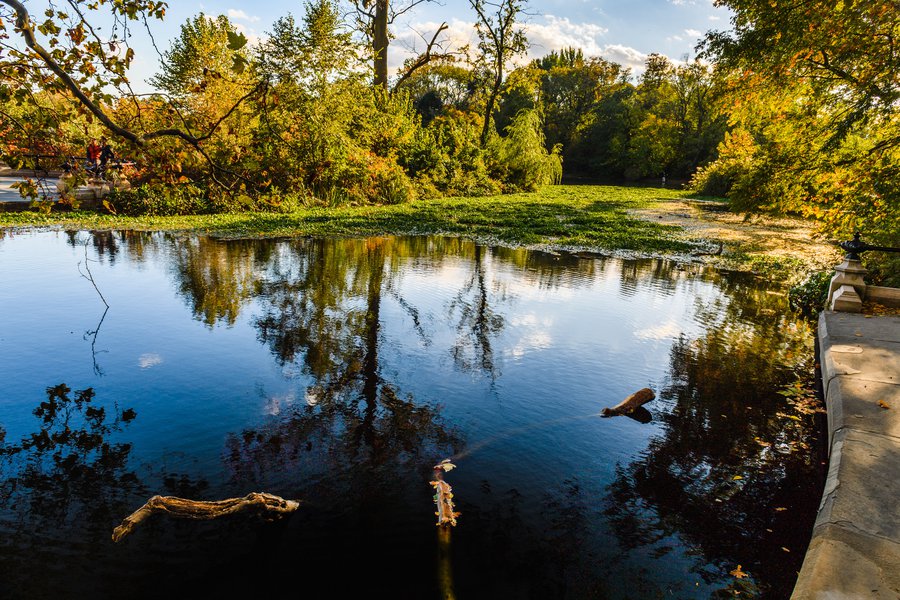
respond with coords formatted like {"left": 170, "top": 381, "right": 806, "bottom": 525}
{"left": 699, "top": 0, "right": 900, "bottom": 281}
{"left": 0, "top": 0, "right": 261, "bottom": 190}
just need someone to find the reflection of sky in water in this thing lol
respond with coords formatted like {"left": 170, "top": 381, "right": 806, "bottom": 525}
{"left": 138, "top": 353, "right": 163, "bottom": 369}
{"left": 0, "top": 231, "right": 817, "bottom": 600}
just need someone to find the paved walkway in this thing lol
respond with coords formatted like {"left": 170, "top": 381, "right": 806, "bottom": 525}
{"left": 0, "top": 176, "right": 60, "bottom": 203}
{"left": 792, "top": 311, "right": 900, "bottom": 599}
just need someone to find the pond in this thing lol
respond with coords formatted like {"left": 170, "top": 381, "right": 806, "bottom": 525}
{"left": 0, "top": 230, "right": 825, "bottom": 599}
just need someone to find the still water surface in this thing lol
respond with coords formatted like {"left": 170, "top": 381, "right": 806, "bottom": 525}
{"left": 0, "top": 230, "right": 823, "bottom": 599}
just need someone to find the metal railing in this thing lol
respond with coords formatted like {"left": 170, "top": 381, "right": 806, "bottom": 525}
{"left": 837, "top": 232, "right": 900, "bottom": 261}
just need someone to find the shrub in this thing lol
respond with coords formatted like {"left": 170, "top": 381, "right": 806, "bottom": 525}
{"left": 788, "top": 270, "right": 832, "bottom": 317}
{"left": 107, "top": 183, "right": 211, "bottom": 216}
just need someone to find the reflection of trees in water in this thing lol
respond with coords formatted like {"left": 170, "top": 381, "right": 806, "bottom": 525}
{"left": 172, "top": 237, "right": 274, "bottom": 327}
{"left": 0, "top": 384, "right": 140, "bottom": 524}
{"left": 66, "top": 230, "right": 121, "bottom": 264}
{"left": 449, "top": 245, "right": 506, "bottom": 377}
{"left": 0, "top": 384, "right": 143, "bottom": 595}
{"left": 454, "top": 479, "right": 614, "bottom": 599}
{"left": 603, "top": 274, "right": 824, "bottom": 598}
{"left": 227, "top": 237, "right": 462, "bottom": 487}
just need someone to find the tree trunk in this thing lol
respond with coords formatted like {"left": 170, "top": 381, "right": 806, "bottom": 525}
{"left": 373, "top": 0, "right": 390, "bottom": 89}
{"left": 480, "top": 72, "right": 503, "bottom": 146}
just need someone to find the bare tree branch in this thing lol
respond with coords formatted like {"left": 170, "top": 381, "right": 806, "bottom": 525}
{"left": 392, "top": 22, "right": 448, "bottom": 92}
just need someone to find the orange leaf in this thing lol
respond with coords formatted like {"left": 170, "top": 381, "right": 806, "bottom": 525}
{"left": 730, "top": 565, "right": 749, "bottom": 579}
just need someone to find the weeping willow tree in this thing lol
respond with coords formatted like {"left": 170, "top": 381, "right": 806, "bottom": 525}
{"left": 490, "top": 109, "right": 562, "bottom": 191}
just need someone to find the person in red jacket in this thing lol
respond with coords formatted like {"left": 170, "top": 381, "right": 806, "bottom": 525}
{"left": 86, "top": 138, "right": 101, "bottom": 175}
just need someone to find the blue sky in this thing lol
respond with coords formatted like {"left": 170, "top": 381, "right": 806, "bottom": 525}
{"left": 122, "top": 0, "right": 732, "bottom": 89}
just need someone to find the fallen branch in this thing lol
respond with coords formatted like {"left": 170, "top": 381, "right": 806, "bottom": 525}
{"left": 112, "top": 492, "right": 300, "bottom": 542}
{"left": 432, "top": 459, "right": 460, "bottom": 527}
{"left": 600, "top": 388, "right": 655, "bottom": 418}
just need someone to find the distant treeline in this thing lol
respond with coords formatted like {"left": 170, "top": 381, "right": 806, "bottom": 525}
{"left": 0, "top": 0, "right": 896, "bottom": 282}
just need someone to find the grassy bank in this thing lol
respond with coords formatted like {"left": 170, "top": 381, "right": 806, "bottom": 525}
{"left": 2, "top": 184, "right": 838, "bottom": 279}
{"left": 0, "top": 185, "right": 697, "bottom": 253}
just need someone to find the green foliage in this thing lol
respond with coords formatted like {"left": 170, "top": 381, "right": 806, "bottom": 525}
{"left": 788, "top": 271, "right": 832, "bottom": 318}
{"left": 489, "top": 109, "right": 562, "bottom": 191}
{"left": 395, "top": 59, "right": 476, "bottom": 117}
{"left": 106, "top": 183, "right": 211, "bottom": 216}
{"left": 400, "top": 109, "right": 499, "bottom": 197}
{"left": 690, "top": 128, "right": 757, "bottom": 198}
{"left": 556, "top": 53, "right": 726, "bottom": 181}
{"left": 150, "top": 14, "right": 250, "bottom": 99}
{"left": 2, "top": 185, "right": 698, "bottom": 255}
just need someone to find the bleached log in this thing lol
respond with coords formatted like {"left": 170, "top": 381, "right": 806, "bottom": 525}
{"left": 112, "top": 492, "right": 300, "bottom": 542}
{"left": 600, "top": 388, "right": 655, "bottom": 418}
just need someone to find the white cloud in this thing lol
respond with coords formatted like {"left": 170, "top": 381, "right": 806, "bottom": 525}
{"left": 394, "top": 15, "right": 612, "bottom": 70}
{"left": 524, "top": 15, "right": 608, "bottom": 58}
{"left": 684, "top": 28, "right": 702, "bottom": 37}
{"left": 507, "top": 314, "right": 555, "bottom": 358}
{"left": 393, "top": 16, "right": 652, "bottom": 78}
{"left": 227, "top": 9, "right": 260, "bottom": 23}
{"left": 601, "top": 44, "right": 651, "bottom": 72}
{"left": 708, "top": 15, "right": 721, "bottom": 21}
{"left": 390, "top": 18, "right": 477, "bottom": 71}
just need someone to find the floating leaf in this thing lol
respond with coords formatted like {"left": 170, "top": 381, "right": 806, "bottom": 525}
{"left": 878, "top": 400, "right": 891, "bottom": 410}
{"left": 730, "top": 565, "right": 749, "bottom": 579}
{"left": 434, "top": 459, "right": 456, "bottom": 472}
{"left": 732, "top": 475, "right": 743, "bottom": 481}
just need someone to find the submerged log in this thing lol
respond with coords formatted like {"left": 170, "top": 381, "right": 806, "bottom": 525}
{"left": 600, "top": 388, "right": 655, "bottom": 418}
{"left": 112, "top": 492, "right": 300, "bottom": 542}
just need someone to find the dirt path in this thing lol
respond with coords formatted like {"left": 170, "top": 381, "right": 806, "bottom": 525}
{"left": 633, "top": 198, "right": 843, "bottom": 275}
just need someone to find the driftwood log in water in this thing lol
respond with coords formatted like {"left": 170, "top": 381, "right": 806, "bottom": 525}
{"left": 432, "top": 459, "right": 460, "bottom": 527}
{"left": 600, "top": 388, "right": 655, "bottom": 418}
{"left": 112, "top": 492, "right": 301, "bottom": 542}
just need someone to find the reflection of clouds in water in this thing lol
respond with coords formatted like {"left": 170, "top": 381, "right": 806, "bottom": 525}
{"left": 634, "top": 322, "right": 682, "bottom": 341}
{"left": 508, "top": 314, "right": 554, "bottom": 358}
{"left": 264, "top": 391, "right": 296, "bottom": 416}
{"left": 305, "top": 387, "right": 322, "bottom": 407}
{"left": 280, "top": 364, "right": 303, "bottom": 379}
{"left": 138, "top": 353, "right": 163, "bottom": 369}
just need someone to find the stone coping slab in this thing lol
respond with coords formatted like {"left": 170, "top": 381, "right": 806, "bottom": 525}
{"left": 825, "top": 378, "right": 900, "bottom": 443}
{"left": 791, "top": 524, "right": 900, "bottom": 599}
{"left": 791, "top": 312, "right": 900, "bottom": 599}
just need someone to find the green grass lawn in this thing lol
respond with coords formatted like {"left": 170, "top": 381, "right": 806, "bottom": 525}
{"left": 0, "top": 184, "right": 700, "bottom": 254}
